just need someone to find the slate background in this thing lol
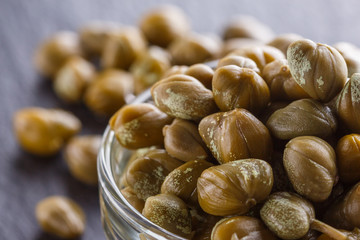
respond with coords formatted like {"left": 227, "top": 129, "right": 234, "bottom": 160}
{"left": 0, "top": 0, "right": 359, "bottom": 239}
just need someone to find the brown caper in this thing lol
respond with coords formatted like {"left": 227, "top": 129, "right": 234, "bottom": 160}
{"left": 119, "top": 147, "right": 157, "bottom": 188}
{"left": 283, "top": 136, "right": 337, "bottom": 202}
{"left": 130, "top": 46, "right": 171, "bottom": 95}
{"left": 212, "top": 65, "right": 270, "bottom": 114}
{"left": 53, "top": 56, "right": 95, "bottom": 103}
{"left": 110, "top": 103, "right": 173, "bottom": 149}
{"left": 229, "top": 45, "right": 285, "bottom": 72}
{"left": 163, "top": 119, "right": 210, "bottom": 162}
{"left": 185, "top": 64, "right": 214, "bottom": 90}
{"left": 120, "top": 186, "right": 145, "bottom": 213}
{"left": 161, "top": 159, "right": 213, "bottom": 205}
{"left": 324, "top": 182, "right": 360, "bottom": 230}
{"left": 333, "top": 42, "right": 360, "bottom": 77}
{"left": 223, "top": 15, "right": 274, "bottom": 42}
{"left": 34, "top": 31, "right": 81, "bottom": 78}
{"left": 266, "top": 99, "right": 337, "bottom": 140}
{"left": 125, "top": 149, "right": 183, "bottom": 201}
{"left": 102, "top": 26, "right": 146, "bottom": 70}
{"left": 13, "top": 108, "right": 81, "bottom": 156}
{"left": 262, "top": 59, "right": 309, "bottom": 101}
{"left": 64, "top": 135, "right": 102, "bottom": 185}
{"left": 139, "top": 5, "right": 190, "bottom": 47}
{"left": 336, "top": 73, "right": 360, "bottom": 133}
{"left": 260, "top": 192, "right": 349, "bottom": 240}
{"left": 168, "top": 33, "right": 221, "bottom": 66}
{"left": 84, "top": 69, "right": 133, "bottom": 116}
{"left": 142, "top": 193, "right": 192, "bottom": 238}
{"left": 79, "top": 21, "right": 122, "bottom": 57}
{"left": 287, "top": 39, "right": 347, "bottom": 102}
{"left": 197, "top": 159, "right": 273, "bottom": 216}
{"left": 211, "top": 216, "right": 277, "bottom": 240}
{"left": 336, "top": 134, "right": 360, "bottom": 183}
{"left": 267, "top": 33, "right": 303, "bottom": 56}
{"left": 35, "top": 196, "right": 86, "bottom": 239}
{"left": 216, "top": 55, "right": 260, "bottom": 74}
{"left": 151, "top": 74, "right": 218, "bottom": 121}
{"left": 198, "top": 108, "right": 273, "bottom": 164}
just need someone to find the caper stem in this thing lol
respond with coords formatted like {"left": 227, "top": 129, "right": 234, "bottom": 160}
{"left": 311, "top": 219, "right": 348, "bottom": 240}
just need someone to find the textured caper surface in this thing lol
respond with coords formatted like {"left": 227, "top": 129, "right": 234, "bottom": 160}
{"left": 216, "top": 55, "right": 260, "bottom": 74}
{"left": 199, "top": 108, "right": 272, "bottom": 164}
{"left": 161, "top": 159, "right": 213, "bottom": 205}
{"left": 324, "top": 182, "right": 360, "bottom": 230}
{"left": 110, "top": 103, "right": 173, "bottom": 149}
{"left": 262, "top": 59, "right": 309, "bottom": 101}
{"left": 151, "top": 74, "right": 218, "bottom": 121}
{"left": 142, "top": 193, "right": 192, "bottom": 238}
{"left": 35, "top": 196, "right": 86, "bottom": 239}
{"left": 266, "top": 99, "right": 337, "bottom": 140}
{"left": 287, "top": 39, "right": 347, "bottom": 102}
{"left": 211, "top": 216, "right": 276, "bottom": 240}
{"left": 163, "top": 118, "right": 209, "bottom": 162}
{"left": 120, "top": 186, "right": 145, "bottom": 213}
{"left": 13, "top": 107, "right": 81, "bottom": 156}
{"left": 197, "top": 159, "right": 273, "bottom": 216}
{"left": 212, "top": 65, "right": 270, "bottom": 114}
{"left": 284, "top": 136, "right": 337, "bottom": 202}
{"left": 260, "top": 192, "right": 315, "bottom": 240}
{"left": 64, "top": 135, "right": 102, "bottom": 185}
{"left": 336, "top": 73, "right": 360, "bottom": 133}
{"left": 125, "top": 149, "right": 183, "bottom": 201}
{"left": 336, "top": 134, "right": 360, "bottom": 183}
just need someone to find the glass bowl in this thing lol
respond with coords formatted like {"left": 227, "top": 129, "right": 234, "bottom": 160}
{"left": 97, "top": 89, "right": 188, "bottom": 240}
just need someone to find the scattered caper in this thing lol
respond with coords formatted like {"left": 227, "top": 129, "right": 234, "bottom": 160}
{"left": 35, "top": 196, "right": 86, "bottom": 239}
{"left": 64, "top": 135, "right": 102, "bottom": 185}
{"left": 13, "top": 108, "right": 81, "bottom": 156}
{"left": 53, "top": 56, "right": 95, "bottom": 103}
{"left": 34, "top": 31, "right": 81, "bottom": 78}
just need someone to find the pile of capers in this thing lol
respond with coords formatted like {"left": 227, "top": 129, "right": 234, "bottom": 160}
{"left": 12, "top": 3, "right": 360, "bottom": 240}
{"left": 109, "top": 12, "right": 360, "bottom": 240}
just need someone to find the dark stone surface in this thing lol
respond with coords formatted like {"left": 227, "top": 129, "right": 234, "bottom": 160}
{"left": 0, "top": 0, "right": 359, "bottom": 239}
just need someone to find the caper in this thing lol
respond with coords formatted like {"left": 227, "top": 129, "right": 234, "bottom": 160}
{"left": 34, "top": 31, "right": 81, "bottom": 78}
{"left": 35, "top": 196, "right": 86, "bottom": 239}
{"left": 13, "top": 108, "right": 81, "bottom": 156}
{"left": 64, "top": 135, "right": 102, "bottom": 185}
{"left": 142, "top": 193, "right": 192, "bottom": 238}
{"left": 197, "top": 159, "right": 273, "bottom": 216}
